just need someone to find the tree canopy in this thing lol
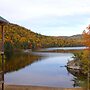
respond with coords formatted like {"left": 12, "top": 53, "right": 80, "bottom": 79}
{"left": 0, "top": 23, "right": 83, "bottom": 52}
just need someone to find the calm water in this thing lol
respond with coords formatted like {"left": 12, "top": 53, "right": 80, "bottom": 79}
{"left": 5, "top": 47, "right": 85, "bottom": 88}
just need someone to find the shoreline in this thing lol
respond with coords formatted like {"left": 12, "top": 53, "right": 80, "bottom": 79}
{"left": 3, "top": 84, "right": 85, "bottom": 90}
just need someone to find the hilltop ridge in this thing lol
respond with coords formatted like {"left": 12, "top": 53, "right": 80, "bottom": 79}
{"left": 0, "top": 22, "right": 83, "bottom": 51}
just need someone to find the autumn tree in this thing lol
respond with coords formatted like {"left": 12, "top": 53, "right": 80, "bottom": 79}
{"left": 83, "top": 24, "right": 90, "bottom": 48}
{"left": 82, "top": 25, "right": 90, "bottom": 89}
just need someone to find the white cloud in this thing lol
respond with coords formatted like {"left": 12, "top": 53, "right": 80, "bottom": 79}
{"left": 1, "top": 0, "right": 90, "bottom": 19}
{"left": 0, "top": 0, "right": 90, "bottom": 35}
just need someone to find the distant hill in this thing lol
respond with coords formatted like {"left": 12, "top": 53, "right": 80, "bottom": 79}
{"left": 0, "top": 17, "right": 84, "bottom": 51}
{"left": 57, "top": 34, "right": 82, "bottom": 39}
{"left": 70, "top": 34, "right": 82, "bottom": 39}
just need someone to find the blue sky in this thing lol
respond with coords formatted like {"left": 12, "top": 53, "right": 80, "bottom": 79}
{"left": 0, "top": 0, "right": 90, "bottom": 36}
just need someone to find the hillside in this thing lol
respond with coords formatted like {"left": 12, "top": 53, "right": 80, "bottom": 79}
{"left": 70, "top": 34, "right": 82, "bottom": 39}
{"left": 0, "top": 23, "right": 84, "bottom": 52}
{"left": 56, "top": 34, "right": 83, "bottom": 42}
{"left": 57, "top": 34, "right": 82, "bottom": 39}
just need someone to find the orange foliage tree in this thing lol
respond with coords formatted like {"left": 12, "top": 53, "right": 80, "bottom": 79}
{"left": 83, "top": 24, "right": 90, "bottom": 48}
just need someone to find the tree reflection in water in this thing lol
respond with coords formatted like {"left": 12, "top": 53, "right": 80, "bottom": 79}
{"left": 3, "top": 48, "right": 90, "bottom": 88}
{"left": 4, "top": 51, "right": 42, "bottom": 73}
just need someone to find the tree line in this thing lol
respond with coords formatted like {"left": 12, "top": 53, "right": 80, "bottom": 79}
{"left": 0, "top": 23, "right": 83, "bottom": 53}
{"left": 72, "top": 24, "right": 90, "bottom": 75}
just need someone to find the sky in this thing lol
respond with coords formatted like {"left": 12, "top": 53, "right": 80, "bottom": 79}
{"left": 0, "top": 0, "right": 90, "bottom": 36}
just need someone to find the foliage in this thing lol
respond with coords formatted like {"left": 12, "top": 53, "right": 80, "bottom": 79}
{"left": 68, "top": 24, "right": 90, "bottom": 89}
{"left": 82, "top": 24, "right": 90, "bottom": 48}
{"left": 82, "top": 25, "right": 90, "bottom": 74}
{"left": 0, "top": 23, "right": 83, "bottom": 52}
{"left": 73, "top": 50, "right": 90, "bottom": 74}
{"left": 4, "top": 41, "right": 14, "bottom": 53}
{"left": 72, "top": 24, "right": 90, "bottom": 75}
{"left": 72, "top": 50, "right": 90, "bottom": 89}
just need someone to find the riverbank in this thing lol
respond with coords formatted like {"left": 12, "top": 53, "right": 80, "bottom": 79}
{"left": 3, "top": 85, "right": 85, "bottom": 90}
{"left": 67, "top": 60, "right": 80, "bottom": 70}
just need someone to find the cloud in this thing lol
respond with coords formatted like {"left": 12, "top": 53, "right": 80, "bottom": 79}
{"left": 20, "top": 13, "right": 90, "bottom": 30}
{"left": 0, "top": 0, "right": 90, "bottom": 36}
{"left": 1, "top": 0, "right": 90, "bottom": 20}
{"left": 27, "top": 14, "right": 90, "bottom": 27}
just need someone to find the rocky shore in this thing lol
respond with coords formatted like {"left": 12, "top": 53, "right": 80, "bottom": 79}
{"left": 67, "top": 60, "right": 80, "bottom": 70}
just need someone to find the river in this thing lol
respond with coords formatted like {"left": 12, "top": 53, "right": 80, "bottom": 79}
{"left": 5, "top": 47, "right": 86, "bottom": 88}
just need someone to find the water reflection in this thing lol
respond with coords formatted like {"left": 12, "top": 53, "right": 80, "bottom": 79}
{"left": 5, "top": 51, "right": 75, "bottom": 88}
{"left": 5, "top": 52, "right": 42, "bottom": 73}
{"left": 4, "top": 47, "right": 88, "bottom": 88}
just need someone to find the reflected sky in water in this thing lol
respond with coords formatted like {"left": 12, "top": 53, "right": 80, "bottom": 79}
{"left": 5, "top": 47, "right": 81, "bottom": 88}
{"left": 39, "top": 47, "right": 86, "bottom": 51}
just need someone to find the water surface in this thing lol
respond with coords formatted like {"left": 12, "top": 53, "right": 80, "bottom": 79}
{"left": 5, "top": 47, "right": 84, "bottom": 88}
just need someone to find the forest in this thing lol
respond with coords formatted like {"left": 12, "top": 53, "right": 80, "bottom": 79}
{"left": 72, "top": 24, "right": 90, "bottom": 75}
{"left": 0, "top": 23, "right": 83, "bottom": 52}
